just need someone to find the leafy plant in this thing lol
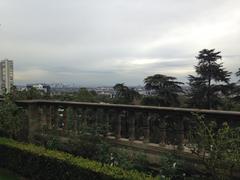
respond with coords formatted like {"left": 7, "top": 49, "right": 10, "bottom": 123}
{"left": 158, "top": 153, "right": 187, "bottom": 179}
{"left": 45, "top": 136, "right": 60, "bottom": 150}
{"left": 0, "top": 95, "right": 26, "bottom": 139}
{"left": 188, "top": 113, "right": 240, "bottom": 179}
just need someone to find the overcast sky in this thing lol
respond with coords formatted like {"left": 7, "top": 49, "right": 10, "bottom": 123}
{"left": 0, "top": 0, "right": 240, "bottom": 86}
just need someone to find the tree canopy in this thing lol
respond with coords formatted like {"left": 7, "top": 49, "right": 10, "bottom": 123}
{"left": 113, "top": 83, "right": 140, "bottom": 104}
{"left": 236, "top": 68, "right": 240, "bottom": 80}
{"left": 188, "top": 49, "right": 231, "bottom": 109}
{"left": 143, "top": 74, "right": 183, "bottom": 106}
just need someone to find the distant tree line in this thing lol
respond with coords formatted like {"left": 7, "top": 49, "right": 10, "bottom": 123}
{"left": 5, "top": 49, "right": 240, "bottom": 110}
{"left": 113, "top": 49, "right": 240, "bottom": 110}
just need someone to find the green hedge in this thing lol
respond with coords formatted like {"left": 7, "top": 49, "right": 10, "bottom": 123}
{"left": 0, "top": 137, "right": 159, "bottom": 180}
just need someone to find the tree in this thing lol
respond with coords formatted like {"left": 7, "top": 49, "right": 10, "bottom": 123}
{"left": 188, "top": 114, "right": 240, "bottom": 179}
{"left": 188, "top": 49, "right": 231, "bottom": 109}
{"left": 0, "top": 94, "right": 25, "bottom": 139}
{"left": 236, "top": 68, "right": 240, "bottom": 78}
{"left": 127, "top": 88, "right": 141, "bottom": 104}
{"left": 7, "top": 86, "right": 51, "bottom": 100}
{"left": 113, "top": 83, "right": 129, "bottom": 98}
{"left": 74, "top": 88, "right": 98, "bottom": 102}
{"left": 113, "top": 83, "right": 140, "bottom": 104}
{"left": 188, "top": 76, "right": 208, "bottom": 108}
{"left": 143, "top": 74, "right": 183, "bottom": 106}
{"left": 25, "top": 87, "right": 43, "bottom": 100}
{"left": 232, "top": 68, "right": 240, "bottom": 103}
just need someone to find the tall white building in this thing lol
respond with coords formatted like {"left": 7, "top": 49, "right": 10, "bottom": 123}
{"left": 0, "top": 59, "right": 14, "bottom": 94}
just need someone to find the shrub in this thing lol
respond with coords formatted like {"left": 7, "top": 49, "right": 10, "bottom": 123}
{"left": 158, "top": 153, "right": 186, "bottom": 179}
{"left": 41, "top": 129, "right": 151, "bottom": 175}
{"left": 0, "top": 96, "right": 26, "bottom": 140}
{"left": 188, "top": 114, "right": 240, "bottom": 179}
{"left": 0, "top": 137, "right": 159, "bottom": 180}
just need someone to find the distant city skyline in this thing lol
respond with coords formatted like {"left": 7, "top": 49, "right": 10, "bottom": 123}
{"left": 1, "top": 0, "right": 240, "bottom": 86}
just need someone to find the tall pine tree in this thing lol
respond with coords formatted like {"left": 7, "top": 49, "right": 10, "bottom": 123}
{"left": 236, "top": 68, "right": 240, "bottom": 79}
{"left": 232, "top": 68, "right": 240, "bottom": 102}
{"left": 188, "top": 49, "right": 231, "bottom": 109}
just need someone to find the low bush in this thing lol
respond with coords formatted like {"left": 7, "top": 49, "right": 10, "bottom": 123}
{"left": 188, "top": 114, "right": 240, "bottom": 179}
{"left": 34, "top": 133, "right": 153, "bottom": 175}
{"left": 0, "top": 137, "right": 159, "bottom": 180}
{"left": 0, "top": 96, "right": 27, "bottom": 140}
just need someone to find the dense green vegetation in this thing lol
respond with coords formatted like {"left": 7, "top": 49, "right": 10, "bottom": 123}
{"left": 0, "top": 137, "right": 157, "bottom": 180}
{"left": 143, "top": 74, "right": 183, "bottom": 107}
{"left": 39, "top": 122, "right": 151, "bottom": 174}
{"left": 113, "top": 83, "right": 140, "bottom": 104}
{"left": 0, "top": 168, "right": 21, "bottom": 180}
{"left": 1, "top": 96, "right": 240, "bottom": 179}
{"left": 188, "top": 49, "right": 231, "bottom": 109}
{"left": 0, "top": 95, "right": 27, "bottom": 140}
{"left": 187, "top": 114, "right": 240, "bottom": 179}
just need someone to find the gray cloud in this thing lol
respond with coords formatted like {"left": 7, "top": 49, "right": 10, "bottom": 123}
{"left": 0, "top": 0, "right": 240, "bottom": 86}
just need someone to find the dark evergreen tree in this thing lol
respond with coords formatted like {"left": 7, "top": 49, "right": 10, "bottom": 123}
{"left": 232, "top": 68, "right": 240, "bottom": 103}
{"left": 236, "top": 68, "right": 240, "bottom": 79}
{"left": 143, "top": 74, "right": 183, "bottom": 106}
{"left": 187, "top": 75, "right": 208, "bottom": 108}
{"left": 74, "top": 88, "right": 97, "bottom": 102}
{"left": 113, "top": 83, "right": 129, "bottom": 99}
{"left": 113, "top": 83, "right": 140, "bottom": 104}
{"left": 188, "top": 49, "right": 231, "bottom": 109}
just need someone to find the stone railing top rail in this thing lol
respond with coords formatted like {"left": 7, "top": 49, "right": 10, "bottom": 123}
{"left": 1, "top": 99, "right": 237, "bottom": 118}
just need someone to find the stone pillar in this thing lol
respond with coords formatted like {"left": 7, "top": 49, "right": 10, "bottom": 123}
{"left": 103, "top": 109, "right": 110, "bottom": 136}
{"left": 72, "top": 107, "right": 78, "bottom": 135}
{"left": 49, "top": 105, "right": 56, "bottom": 129}
{"left": 177, "top": 114, "right": 184, "bottom": 151}
{"left": 116, "top": 110, "right": 122, "bottom": 139}
{"left": 41, "top": 105, "right": 47, "bottom": 126}
{"left": 28, "top": 103, "right": 40, "bottom": 142}
{"left": 94, "top": 108, "right": 99, "bottom": 128}
{"left": 143, "top": 112, "right": 150, "bottom": 143}
{"left": 128, "top": 110, "right": 135, "bottom": 141}
{"left": 62, "top": 106, "right": 68, "bottom": 133}
{"left": 41, "top": 104, "right": 51, "bottom": 133}
{"left": 159, "top": 115, "right": 166, "bottom": 146}
{"left": 81, "top": 108, "right": 86, "bottom": 126}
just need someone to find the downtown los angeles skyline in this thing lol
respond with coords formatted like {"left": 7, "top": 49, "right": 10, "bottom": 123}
{"left": 0, "top": 0, "right": 240, "bottom": 86}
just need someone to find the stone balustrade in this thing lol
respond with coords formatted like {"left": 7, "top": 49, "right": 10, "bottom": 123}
{"left": 11, "top": 99, "right": 240, "bottom": 154}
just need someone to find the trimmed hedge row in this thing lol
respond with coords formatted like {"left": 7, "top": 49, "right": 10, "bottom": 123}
{"left": 0, "top": 137, "right": 159, "bottom": 180}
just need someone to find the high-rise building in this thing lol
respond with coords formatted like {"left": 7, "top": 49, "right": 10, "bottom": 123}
{"left": 0, "top": 59, "right": 14, "bottom": 94}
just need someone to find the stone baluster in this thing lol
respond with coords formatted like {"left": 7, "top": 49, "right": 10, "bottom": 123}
{"left": 77, "top": 107, "right": 86, "bottom": 134}
{"left": 143, "top": 112, "right": 150, "bottom": 143}
{"left": 81, "top": 107, "right": 86, "bottom": 126}
{"left": 128, "top": 110, "right": 135, "bottom": 141}
{"left": 62, "top": 106, "right": 68, "bottom": 133}
{"left": 28, "top": 103, "right": 40, "bottom": 142}
{"left": 72, "top": 107, "right": 78, "bottom": 135}
{"left": 116, "top": 109, "right": 122, "bottom": 139}
{"left": 102, "top": 109, "right": 110, "bottom": 136}
{"left": 49, "top": 105, "right": 56, "bottom": 129}
{"left": 177, "top": 114, "right": 184, "bottom": 151}
{"left": 41, "top": 105, "right": 47, "bottom": 125}
{"left": 94, "top": 108, "right": 99, "bottom": 128}
{"left": 41, "top": 104, "right": 51, "bottom": 133}
{"left": 159, "top": 115, "right": 166, "bottom": 146}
